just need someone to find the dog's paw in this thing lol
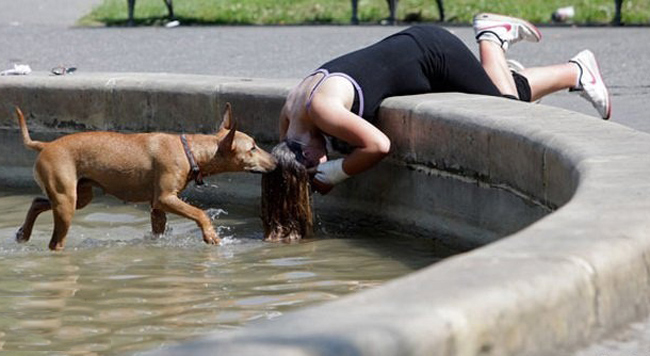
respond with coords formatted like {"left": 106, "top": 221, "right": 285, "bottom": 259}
{"left": 203, "top": 237, "right": 221, "bottom": 245}
{"left": 203, "top": 232, "right": 221, "bottom": 245}
{"left": 15, "top": 227, "right": 28, "bottom": 243}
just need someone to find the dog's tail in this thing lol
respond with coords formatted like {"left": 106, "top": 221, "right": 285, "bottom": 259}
{"left": 15, "top": 107, "right": 45, "bottom": 152}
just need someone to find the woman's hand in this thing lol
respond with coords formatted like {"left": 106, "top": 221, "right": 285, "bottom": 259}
{"left": 310, "top": 176, "right": 334, "bottom": 195}
{"left": 307, "top": 166, "right": 335, "bottom": 195}
{"left": 308, "top": 159, "right": 349, "bottom": 195}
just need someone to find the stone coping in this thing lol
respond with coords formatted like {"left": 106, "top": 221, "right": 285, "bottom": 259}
{"left": 1, "top": 73, "right": 649, "bottom": 355}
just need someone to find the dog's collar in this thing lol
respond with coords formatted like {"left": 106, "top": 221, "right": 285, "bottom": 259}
{"left": 180, "top": 134, "right": 204, "bottom": 186}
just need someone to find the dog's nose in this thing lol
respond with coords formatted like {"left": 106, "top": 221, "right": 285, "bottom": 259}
{"left": 249, "top": 160, "right": 277, "bottom": 174}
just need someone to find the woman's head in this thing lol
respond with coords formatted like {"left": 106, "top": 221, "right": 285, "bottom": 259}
{"left": 261, "top": 141, "right": 313, "bottom": 242}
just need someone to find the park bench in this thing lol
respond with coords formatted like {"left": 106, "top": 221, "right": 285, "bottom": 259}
{"left": 350, "top": 0, "right": 624, "bottom": 25}
{"left": 124, "top": 0, "right": 623, "bottom": 26}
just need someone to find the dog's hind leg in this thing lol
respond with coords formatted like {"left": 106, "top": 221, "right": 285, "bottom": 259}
{"left": 29, "top": 181, "right": 92, "bottom": 243}
{"left": 16, "top": 164, "right": 85, "bottom": 245}
{"left": 150, "top": 208, "right": 167, "bottom": 236}
{"left": 16, "top": 197, "right": 52, "bottom": 243}
{"left": 40, "top": 175, "right": 78, "bottom": 251}
{"left": 48, "top": 192, "right": 76, "bottom": 251}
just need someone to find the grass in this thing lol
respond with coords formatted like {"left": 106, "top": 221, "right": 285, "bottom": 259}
{"left": 79, "top": 0, "right": 650, "bottom": 26}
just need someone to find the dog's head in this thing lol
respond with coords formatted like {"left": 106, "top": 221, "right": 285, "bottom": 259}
{"left": 215, "top": 103, "right": 276, "bottom": 174}
{"left": 261, "top": 142, "right": 313, "bottom": 242}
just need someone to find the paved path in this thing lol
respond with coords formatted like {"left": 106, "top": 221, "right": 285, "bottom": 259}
{"left": 1, "top": 1, "right": 650, "bottom": 354}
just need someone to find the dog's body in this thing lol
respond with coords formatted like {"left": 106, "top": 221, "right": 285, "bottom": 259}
{"left": 15, "top": 104, "right": 276, "bottom": 251}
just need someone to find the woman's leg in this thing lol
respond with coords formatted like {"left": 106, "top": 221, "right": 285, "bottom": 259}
{"left": 473, "top": 13, "right": 542, "bottom": 98}
{"left": 520, "top": 63, "right": 579, "bottom": 102}
{"left": 513, "top": 50, "right": 611, "bottom": 119}
{"left": 473, "top": 14, "right": 610, "bottom": 119}
{"left": 479, "top": 41, "right": 519, "bottom": 97}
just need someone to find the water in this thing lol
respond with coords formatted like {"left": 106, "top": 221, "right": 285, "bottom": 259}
{"left": 0, "top": 189, "right": 454, "bottom": 354}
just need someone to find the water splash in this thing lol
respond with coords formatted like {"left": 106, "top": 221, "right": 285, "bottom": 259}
{"left": 207, "top": 208, "right": 228, "bottom": 220}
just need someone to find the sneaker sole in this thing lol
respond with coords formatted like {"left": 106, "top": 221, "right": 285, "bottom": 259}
{"left": 474, "top": 13, "right": 542, "bottom": 42}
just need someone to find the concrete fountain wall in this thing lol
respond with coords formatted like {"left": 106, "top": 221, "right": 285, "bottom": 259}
{"left": 0, "top": 73, "right": 649, "bottom": 355}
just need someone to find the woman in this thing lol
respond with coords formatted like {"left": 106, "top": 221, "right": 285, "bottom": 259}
{"left": 261, "top": 13, "right": 611, "bottom": 240}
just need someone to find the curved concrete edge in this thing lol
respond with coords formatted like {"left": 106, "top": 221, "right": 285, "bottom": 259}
{"left": 1, "top": 73, "right": 649, "bottom": 355}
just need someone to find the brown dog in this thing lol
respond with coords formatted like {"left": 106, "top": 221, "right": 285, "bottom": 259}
{"left": 14, "top": 104, "right": 276, "bottom": 251}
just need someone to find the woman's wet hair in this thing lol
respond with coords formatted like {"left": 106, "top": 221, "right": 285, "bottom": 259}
{"left": 261, "top": 141, "right": 313, "bottom": 241}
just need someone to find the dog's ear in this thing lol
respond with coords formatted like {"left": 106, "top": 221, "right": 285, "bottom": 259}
{"left": 219, "top": 121, "right": 237, "bottom": 152}
{"left": 218, "top": 102, "right": 237, "bottom": 131}
{"left": 218, "top": 102, "right": 238, "bottom": 152}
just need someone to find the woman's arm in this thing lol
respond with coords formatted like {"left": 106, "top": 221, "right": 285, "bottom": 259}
{"left": 308, "top": 77, "right": 390, "bottom": 179}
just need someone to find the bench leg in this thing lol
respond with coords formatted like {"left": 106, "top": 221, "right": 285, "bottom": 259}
{"left": 127, "top": 0, "right": 135, "bottom": 26}
{"left": 613, "top": 0, "right": 623, "bottom": 25}
{"left": 351, "top": 0, "right": 359, "bottom": 24}
{"left": 386, "top": 0, "right": 397, "bottom": 24}
{"left": 436, "top": 0, "right": 445, "bottom": 22}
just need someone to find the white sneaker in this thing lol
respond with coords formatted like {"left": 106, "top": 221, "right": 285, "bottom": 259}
{"left": 473, "top": 13, "right": 542, "bottom": 51}
{"left": 569, "top": 50, "right": 612, "bottom": 120}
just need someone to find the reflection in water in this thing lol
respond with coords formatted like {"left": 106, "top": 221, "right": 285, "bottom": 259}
{"left": 0, "top": 190, "right": 455, "bottom": 354}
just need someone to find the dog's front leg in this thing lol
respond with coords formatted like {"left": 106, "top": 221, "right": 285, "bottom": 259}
{"left": 150, "top": 208, "right": 167, "bottom": 236}
{"left": 154, "top": 194, "right": 220, "bottom": 245}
